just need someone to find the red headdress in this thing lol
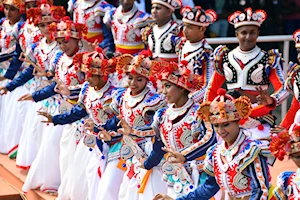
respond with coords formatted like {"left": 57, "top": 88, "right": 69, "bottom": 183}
{"left": 27, "top": 0, "right": 65, "bottom": 26}
{"left": 152, "top": 60, "right": 203, "bottom": 92}
{"left": 48, "top": 16, "right": 88, "bottom": 41}
{"left": 228, "top": 7, "right": 267, "bottom": 29}
{"left": 73, "top": 47, "right": 116, "bottom": 80}
{"left": 116, "top": 50, "right": 157, "bottom": 88}
{"left": 181, "top": 6, "right": 217, "bottom": 27}
{"left": 270, "top": 123, "right": 300, "bottom": 161}
{"left": 197, "top": 88, "right": 252, "bottom": 124}
{"left": 3, "top": 0, "right": 25, "bottom": 13}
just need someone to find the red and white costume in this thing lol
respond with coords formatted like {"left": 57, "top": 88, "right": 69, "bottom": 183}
{"left": 68, "top": 0, "right": 113, "bottom": 43}
{"left": 176, "top": 6, "right": 217, "bottom": 102}
{"left": 109, "top": 53, "right": 166, "bottom": 200}
{"left": 205, "top": 8, "right": 289, "bottom": 139}
{"left": 103, "top": 4, "right": 152, "bottom": 55}
{"left": 141, "top": 0, "right": 182, "bottom": 62}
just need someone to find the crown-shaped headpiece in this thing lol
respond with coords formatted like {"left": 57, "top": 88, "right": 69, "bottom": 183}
{"left": 181, "top": 6, "right": 217, "bottom": 27}
{"left": 48, "top": 16, "right": 87, "bottom": 40}
{"left": 197, "top": 88, "right": 252, "bottom": 123}
{"left": 228, "top": 7, "right": 267, "bottom": 29}
{"left": 73, "top": 47, "right": 116, "bottom": 80}
{"left": 27, "top": 0, "right": 65, "bottom": 26}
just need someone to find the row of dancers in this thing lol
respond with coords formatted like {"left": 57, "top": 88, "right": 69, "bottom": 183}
{"left": 0, "top": 0, "right": 300, "bottom": 199}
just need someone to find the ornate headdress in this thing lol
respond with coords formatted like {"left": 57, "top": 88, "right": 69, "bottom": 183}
{"left": 151, "top": 60, "right": 203, "bottom": 92}
{"left": 270, "top": 123, "right": 300, "bottom": 160}
{"left": 116, "top": 50, "right": 157, "bottom": 87}
{"left": 293, "top": 30, "right": 300, "bottom": 48}
{"left": 3, "top": 0, "right": 24, "bottom": 12}
{"left": 151, "top": 0, "right": 182, "bottom": 11}
{"left": 197, "top": 88, "right": 252, "bottom": 124}
{"left": 228, "top": 7, "right": 267, "bottom": 29}
{"left": 73, "top": 47, "right": 116, "bottom": 80}
{"left": 181, "top": 6, "right": 217, "bottom": 27}
{"left": 27, "top": 0, "right": 65, "bottom": 26}
{"left": 48, "top": 16, "right": 88, "bottom": 40}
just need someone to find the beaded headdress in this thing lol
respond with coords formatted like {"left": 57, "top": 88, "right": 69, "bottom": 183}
{"left": 270, "top": 123, "right": 300, "bottom": 160}
{"left": 116, "top": 50, "right": 157, "bottom": 87}
{"left": 228, "top": 7, "right": 267, "bottom": 29}
{"left": 3, "top": 0, "right": 24, "bottom": 12}
{"left": 73, "top": 47, "right": 116, "bottom": 80}
{"left": 151, "top": 60, "right": 203, "bottom": 92}
{"left": 181, "top": 6, "right": 217, "bottom": 27}
{"left": 27, "top": 0, "right": 65, "bottom": 26}
{"left": 48, "top": 16, "right": 88, "bottom": 40}
{"left": 197, "top": 88, "right": 252, "bottom": 124}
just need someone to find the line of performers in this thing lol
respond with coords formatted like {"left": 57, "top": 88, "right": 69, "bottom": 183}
{"left": 0, "top": 0, "right": 300, "bottom": 199}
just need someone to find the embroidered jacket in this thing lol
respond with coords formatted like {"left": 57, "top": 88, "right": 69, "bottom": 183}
{"left": 205, "top": 45, "right": 289, "bottom": 106}
{"left": 272, "top": 169, "right": 300, "bottom": 200}
{"left": 110, "top": 87, "right": 166, "bottom": 137}
{"left": 176, "top": 37, "right": 214, "bottom": 103}
{"left": 140, "top": 99, "right": 216, "bottom": 196}
{"left": 68, "top": 0, "right": 114, "bottom": 49}
{"left": 3, "top": 19, "right": 42, "bottom": 80}
{"left": 105, "top": 86, "right": 165, "bottom": 162}
{"left": 203, "top": 131, "right": 273, "bottom": 200}
{"left": 6, "top": 37, "right": 59, "bottom": 93}
{"left": 142, "top": 20, "right": 182, "bottom": 62}
{"left": 104, "top": 4, "right": 151, "bottom": 55}
{"left": 0, "top": 17, "right": 23, "bottom": 76}
{"left": 13, "top": 19, "right": 42, "bottom": 54}
{"left": 32, "top": 49, "right": 86, "bottom": 102}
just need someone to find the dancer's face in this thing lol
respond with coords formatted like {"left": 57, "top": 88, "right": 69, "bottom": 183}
{"left": 120, "top": 0, "right": 134, "bottom": 12}
{"left": 38, "top": 21, "right": 52, "bottom": 40}
{"left": 25, "top": 1, "right": 36, "bottom": 11}
{"left": 183, "top": 23, "right": 206, "bottom": 43}
{"left": 151, "top": 3, "right": 172, "bottom": 24}
{"left": 127, "top": 73, "right": 148, "bottom": 96}
{"left": 4, "top": 4, "right": 21, "bottom": 24}
{"left": 87, "top": 74, "right": 106, "bottom": 88}
{"left": 213, "top": 121, "right": 240, "bottom": 146}
{"left": 56, "top": 37, "right": 79, "bottom": 57}
{"left": 162, "top": 80, "right": 188, "bottom": 105}
{"left": 236, "top": 25, "right": 260, "bottom": 51}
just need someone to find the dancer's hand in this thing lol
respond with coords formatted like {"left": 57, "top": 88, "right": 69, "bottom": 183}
{"left": 270, "top": 125, "right": 285, "bottom": 134}
{"left": 84, "top": 118, "right": 95, "bottom": 131}
{"left": 37, "top": 111, "right": 53, "bottom": 123}
{"left": 256, "top": 86, "right": 274, "bottom": 106}
{"left": 97, "top": 127, "right": 112, "bottom": 142}
{"left": 0, "top": 75, "right": 6, "bottom": 82}
{"left": 33, "top": 64, "right": 47, "bottom": 77}
{"left": 83, "top": 39, "right": 99, "bottom": 52}
{"left": 0, "top": 86, "right": 8, "bottom": 95}
{"left": 18, "top": 93, "right": 33, "bottom": 101}
{"left": 138, "top": 156, "right": 146, "bottom": 169}
{"left": 153, "top": 193, "right": 174, "bottom": 200}
{"left": 54, "top": 78, "right": 70, "bottom": 96}
{"left": 162, "top": 146, "right": 186, "bottom": 163}
{"left": 117, "top": 116, "right": 131, "bottom": 136}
